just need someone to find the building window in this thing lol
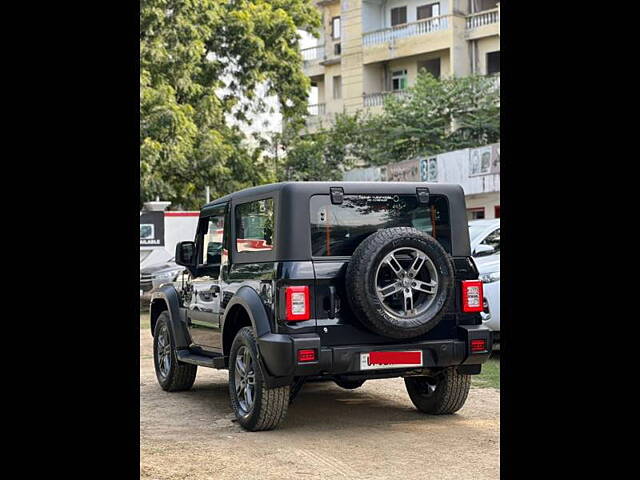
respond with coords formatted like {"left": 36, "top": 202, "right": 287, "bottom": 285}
{"left": 418, "top": 58, "right": 441, "bottom": 79}
{"left": 391, "top": 70, "right": 408, "bottom": 91}
{"left": 333, "top": 76, "right": 342, "bottom": 99}
{"left": 332, "top": 17, "right": 341, "bottom": 40}
{"left": 334, "top": 43, "right": 341, "bottom": 55}
{"left": 494, "top": 205, "right": 500, "bottom": 218}
{"left": 391, "top": 7, "right": 407, "bottom": 27}
{"left": 417, "top": 3, "right": 439, "bottom": 20}
{"left": 475, "top": 0, "right": 498, "bottom": 12}
{"left": 486, "top": 51, "right": 500, "bottom": 75}
{"left": 467, "top": 207, "right": 485, "bottom": 220}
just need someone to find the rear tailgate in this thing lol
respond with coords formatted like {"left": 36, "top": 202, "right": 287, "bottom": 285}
{"left": 312, "top": 259, "right": 460, "bottom": 346}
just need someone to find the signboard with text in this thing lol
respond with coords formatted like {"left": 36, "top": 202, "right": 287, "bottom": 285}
{"left": 140, "top": 211, "right": 165, "bottom": 247}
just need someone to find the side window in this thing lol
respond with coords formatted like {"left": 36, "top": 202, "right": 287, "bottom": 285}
{"left": 481, "top": 228, "right": 500, "bottom": 253}
{"left": 202, "top": 213, "right": 225, "bottom": 265}
{"left": 235, "top": 199, "right": 274, "bottom": 252}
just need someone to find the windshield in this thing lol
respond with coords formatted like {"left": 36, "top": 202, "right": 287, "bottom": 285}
{"left": 468, "top": 225, "right": 489, "bottom": 242}
{"left": 310, "top": 194, "right": 450, "bottom": 256}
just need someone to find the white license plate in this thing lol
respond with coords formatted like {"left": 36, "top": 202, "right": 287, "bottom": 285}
{"left": 360, "top": 351, "right": 423, "bottom": 370}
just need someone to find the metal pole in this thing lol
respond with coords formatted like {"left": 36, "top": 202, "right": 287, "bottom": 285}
{"left": 205, "top": 186, "right": 210, "bottom": 203}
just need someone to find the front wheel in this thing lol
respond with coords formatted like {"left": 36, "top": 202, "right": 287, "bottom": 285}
{"left": 228, "top": 327, "right": 290, "bottom": 431}
{"left": 404, "top": 367, "right": 471, "bottom": 414}
{"left": 153, "top": 312, "right": 197, "bottom": 392}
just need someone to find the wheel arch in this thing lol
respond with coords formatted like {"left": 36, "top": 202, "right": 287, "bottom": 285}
{"left": 148, "top": 285, "right": 191, "bottom": 349}
{"left": 221, "top": 286, "right": 272, "bottom": 357}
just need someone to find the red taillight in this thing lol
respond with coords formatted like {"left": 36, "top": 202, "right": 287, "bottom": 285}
{"left": 470, "top": 339, "right": 488, "bottom": 353}
{"left": 285, "top": 286, "right": 310, "bottom": 321}
{"left": 297, "top": 349, "right": 317, "bottom": 362}
{"left": 461, "top": 280, "right": 484, "bottom": 312}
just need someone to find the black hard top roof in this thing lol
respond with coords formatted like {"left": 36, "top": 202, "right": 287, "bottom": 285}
{"left": 202, "top": 181, "right": 465, "bottom": 209}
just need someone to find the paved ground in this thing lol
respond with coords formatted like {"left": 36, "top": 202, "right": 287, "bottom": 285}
{"left": 140, "top": 319, "right": 500, "bottom": 479}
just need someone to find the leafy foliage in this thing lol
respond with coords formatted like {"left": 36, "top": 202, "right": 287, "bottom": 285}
{"left": 280, "top": 72, "right": 500, "bottom": 179}
{"left": 140, "top": 0, "right": 320, "bottom": 209}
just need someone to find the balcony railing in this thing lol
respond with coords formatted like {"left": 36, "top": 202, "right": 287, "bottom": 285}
{"left": 301, "top": 45, "right": 325, "bottom": 63}
{"left": 363, "top": 15, "right": 450, "bottom": 47}
{"left": 363, "top": 91, "right": 410, "bottom": 107}
{"left": 308, "top": 103, "right": 326, "bottom": 116}
{"left": 466, "top": 8, "right": 499, "bottom": 29}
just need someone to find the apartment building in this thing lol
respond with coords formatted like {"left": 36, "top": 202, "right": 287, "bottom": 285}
{"left": 302, "top": 0, "right": 500, "bottom": 128}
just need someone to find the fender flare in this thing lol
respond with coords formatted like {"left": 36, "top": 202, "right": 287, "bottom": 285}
{"left": 149, "top": 285, "right": 191, "bottom": 349}
{"left": 221, "top": 285, "right": 272, "bottom": 339}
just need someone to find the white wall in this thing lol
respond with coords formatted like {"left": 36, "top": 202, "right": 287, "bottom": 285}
{"left": 164, "top": 214, "right": 200, "bottom": 258}
{"left": 435, "top": 145, "right": 499, "bottom": 195}
{"left": 140, "top": 213, "right": 200, "bottom": 269}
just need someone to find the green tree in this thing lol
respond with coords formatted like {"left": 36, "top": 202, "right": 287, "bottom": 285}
{"left": 281, "top": 71, "right": 500, "bottom": 178}
{"left": 277, "top": 113, "right": 367, "bottom": 181}
{"left": 140, "top": 0, "right": 320, "bottom": 209}
{"left": 367, "top": 72, "right": 500, "bottom": 164}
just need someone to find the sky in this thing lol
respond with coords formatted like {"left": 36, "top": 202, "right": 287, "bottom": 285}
{"left": 226, "top": 30, "right": 319, "bottom": 143}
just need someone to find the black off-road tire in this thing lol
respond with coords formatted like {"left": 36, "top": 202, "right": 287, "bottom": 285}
{"left": 153, "top": 312, "right": 197, "bottom": 392}
{"left": 404, "top": 368, "right": 471, "bottom": 414}
{"left": 334, "top": 379, "right": 366, "bottom": 390}
{"left": 229, "top": 327, "right": 290, "bottom": 431}
{"left": 345, "top": 227, "right": 454, "bottom": 339}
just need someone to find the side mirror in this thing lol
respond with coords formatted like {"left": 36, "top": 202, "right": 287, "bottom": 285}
{"left": 473, "top": 244, "right": 495, "bottom": 257}
{"left": 175, "top": 241, "right": 196, "bottom": 267}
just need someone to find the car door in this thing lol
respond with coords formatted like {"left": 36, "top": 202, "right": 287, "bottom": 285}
{"left": 187, "top": 205, "right": 227, "bottom": 351}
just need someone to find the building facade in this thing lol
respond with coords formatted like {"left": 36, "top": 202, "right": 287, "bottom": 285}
{"left": 343, "top": 143, "right": 500, "bottom": 220}
{"left": 302, "top": 0, "right": 500, "bottom": 128}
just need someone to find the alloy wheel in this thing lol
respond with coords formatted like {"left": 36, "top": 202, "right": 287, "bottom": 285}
{"left": 234, "top": 346, "right": 256, "bottom": 414}
{"left": 156, "top": 324, "right": 172, "bottom": 379}
{"left": 375, "top": 247, "right": 439, "bottom": 318}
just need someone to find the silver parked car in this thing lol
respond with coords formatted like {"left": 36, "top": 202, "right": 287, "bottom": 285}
{"left": 469, "top": 219, "right": 500, "bottom": 347}
{"left": 140, "top": 258, "right": 186, "bottom": 307}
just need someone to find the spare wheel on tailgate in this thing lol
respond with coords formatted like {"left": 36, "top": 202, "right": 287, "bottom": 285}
{"left": 345, "top": 227, "right": 454, "bottom": 339}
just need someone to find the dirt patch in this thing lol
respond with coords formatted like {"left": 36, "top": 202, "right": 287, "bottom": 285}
{"left": 140, "top": 322, "right": 500, "bottom": 479}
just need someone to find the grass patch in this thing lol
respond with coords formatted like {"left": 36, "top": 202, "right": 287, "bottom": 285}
{"left": 472, "top": 354, "right": 500, "bottom": 389}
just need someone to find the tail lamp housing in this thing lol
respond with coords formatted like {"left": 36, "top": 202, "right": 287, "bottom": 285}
{"left": 461, "top": 280, "right": 484, "bottom": 313}
{"left": 470, "top": 339, "right": 488, "bottom": 353}
{"left": 285, "top": 286, "right": 310, "bottom": 321}
{"left": 297, "top": 349, "right": 317, "bottom": 362}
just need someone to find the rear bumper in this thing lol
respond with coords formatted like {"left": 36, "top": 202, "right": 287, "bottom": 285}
{"left": 257, "top": 325, "right": 492, "bottom": 381}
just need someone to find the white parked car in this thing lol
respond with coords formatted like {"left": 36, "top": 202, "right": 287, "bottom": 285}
{"left": 476, "top": 253, "right": 500, "bottom": 347}
{"left": 469, "top": 219, "right": 500, "bottom": 347}
{"left": 468, "top": 218, "right": 500, "bottom": 257}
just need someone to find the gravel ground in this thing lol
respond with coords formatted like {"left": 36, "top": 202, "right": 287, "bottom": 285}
{"left": 140, "top": 324, "right": 500, "bottom": 479}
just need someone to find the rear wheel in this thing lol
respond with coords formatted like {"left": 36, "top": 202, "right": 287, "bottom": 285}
{"left": 404, "top": 368, "right": 471, "bottom": 414}
{"left": 153, "top": 312, "right": 197, "bottom": 392}
{"left": 228, "top": 327, "right": 290, "bottom": 431}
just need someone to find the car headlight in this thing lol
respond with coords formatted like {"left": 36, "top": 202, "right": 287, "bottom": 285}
{"left": 155, "top": 270, "right": 182, "bottom": 281}
{"left": 479, "top": 271, "right": 500, "bottom": 283}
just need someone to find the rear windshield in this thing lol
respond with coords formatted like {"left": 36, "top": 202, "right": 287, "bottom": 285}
{"left": 310, "top": 194, "right": 451, "bottom": 256}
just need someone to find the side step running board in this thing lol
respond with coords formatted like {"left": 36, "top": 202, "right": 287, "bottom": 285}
{"left": 176, "top": 350, "right": 227, "bottom": 369}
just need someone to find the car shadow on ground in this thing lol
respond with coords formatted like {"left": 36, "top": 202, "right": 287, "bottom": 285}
{"left": 161, "top": 374, "right": 474, "bottom": 432}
